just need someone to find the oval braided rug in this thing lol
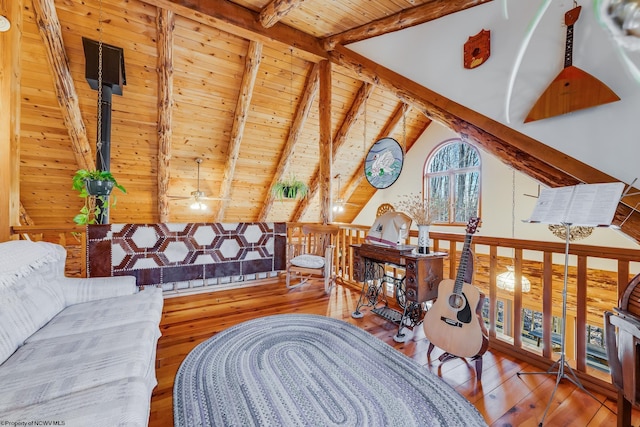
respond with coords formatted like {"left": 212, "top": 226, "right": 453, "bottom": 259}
{"left": 174, "top": 313, "right": 487, "bottom": 427}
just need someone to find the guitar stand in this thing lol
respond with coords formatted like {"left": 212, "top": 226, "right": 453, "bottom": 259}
{"left": 427, "top": 342, "right": 483, "bottom": 381}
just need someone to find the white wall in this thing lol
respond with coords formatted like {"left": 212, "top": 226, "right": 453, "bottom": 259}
{"left": 349, "top": 1, "right": 640, "bottom": 189}
{"left": 353, "top": 120, "right": 640, "bottom": 256}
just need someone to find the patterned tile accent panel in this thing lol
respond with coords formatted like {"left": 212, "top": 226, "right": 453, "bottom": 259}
{"left": 87, "top": 223, "right": 287, "bottom": 290}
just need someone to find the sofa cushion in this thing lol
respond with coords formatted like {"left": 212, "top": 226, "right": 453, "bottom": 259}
{"left": 25, "top": 287, "right": 163, "bottom": 343}
{"left": 0, "top": 320, "right": 160, "bottom": 412}
{"left": 0, "top": 242, "right": 66, "bottom": 365}
{"left": 0, "top": 377, "right": 152, "bottom": 427}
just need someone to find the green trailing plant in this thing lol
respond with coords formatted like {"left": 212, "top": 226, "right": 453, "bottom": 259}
{"left": 272, "top": 175, "right": 309, "bottom": 201}
{"left": 72, "top": 169, "right": 126, "bottom": 225}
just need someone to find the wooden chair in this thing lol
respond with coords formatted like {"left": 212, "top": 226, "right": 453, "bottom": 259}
{"left": 286, "top": 224, "right": 340, "bottom": 294}
{"left": 604, "top": 272, "right": 640, "bottom": 427}
{"left": 376, "top": 203, "right": 395, "bottom": 217}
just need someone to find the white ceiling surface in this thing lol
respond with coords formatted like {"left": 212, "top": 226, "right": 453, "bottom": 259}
{"left": 350, "top": 0, "right": 640, "bottom": 188}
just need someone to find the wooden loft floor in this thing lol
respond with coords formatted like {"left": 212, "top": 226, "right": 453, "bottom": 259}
{"left": 150, "top": 280, "right": 638, "bottom": 427}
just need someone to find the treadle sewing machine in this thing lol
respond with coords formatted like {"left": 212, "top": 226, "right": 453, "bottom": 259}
{"left": 351, "top": 243, "right": 446, "bottom": 343}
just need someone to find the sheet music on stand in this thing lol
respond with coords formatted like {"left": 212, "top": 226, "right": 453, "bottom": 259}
{"left": 524, "top": 182, "right": 624, "bottom": 226}
{"left": 519, "top": 181, "right": 623, "bottom": 426}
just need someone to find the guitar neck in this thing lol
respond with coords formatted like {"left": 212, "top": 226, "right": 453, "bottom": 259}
{"left": 564, "top": 23, "right": 574, "bottom": 68}
{"left": 453, "top": 233, "right": 473, "bottom": 293}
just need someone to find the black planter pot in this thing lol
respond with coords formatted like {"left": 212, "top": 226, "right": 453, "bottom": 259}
{"left": 283, "top": 186, "right": 296, "bottom": 199}
{"left": 85, "top": 179, "right": 114, "bottom": 196}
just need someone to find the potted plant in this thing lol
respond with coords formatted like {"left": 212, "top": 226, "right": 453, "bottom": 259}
{"left": 272, "top": 175, "right": 309, "bottom": 200}
{"left": 72, "top": 169, "right": 126, "bottom": 225}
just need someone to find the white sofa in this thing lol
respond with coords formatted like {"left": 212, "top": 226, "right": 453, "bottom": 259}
{"left": 0, "top": 240, "right": 164, "bottom": 426}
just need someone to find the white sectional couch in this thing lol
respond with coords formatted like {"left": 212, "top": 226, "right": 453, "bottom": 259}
{"left": 0, "top": 240, "right": 164, "bottom": 426}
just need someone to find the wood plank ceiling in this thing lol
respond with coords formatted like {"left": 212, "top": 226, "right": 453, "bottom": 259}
{"left": 12, "top": 0, "right": 640, "bottom": 242}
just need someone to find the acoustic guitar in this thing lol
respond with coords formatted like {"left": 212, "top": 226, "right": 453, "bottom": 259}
{"left": 423, "top": 217, "right": 488, "bottom": 358}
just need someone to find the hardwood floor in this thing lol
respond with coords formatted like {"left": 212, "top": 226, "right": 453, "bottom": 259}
{"left": 150, "top": 280, "right": 637, "bottom": 427}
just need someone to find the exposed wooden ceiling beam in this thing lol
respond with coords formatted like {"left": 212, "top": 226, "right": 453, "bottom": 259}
{"left": 258, "top": 62, "right": 320, "bottom": 222}
{"left": 149, "top": 0, "right": 326, "bottom": 61}
{"left": 292, "top": 81, "right": 375, "bottom": 221}
{"left": 157, "top": 8, "right": 175, "bottom": 223}
{"left": 259, "top": 0, "right": 305, "bottom": 29}
{"left": 32, "top": 0, "right": 94, "bottom": 172}
{"left": 324, "top": 0, "right": 493, "bottom": 50}
{"left": 216, "top": 40, "right": 263, "bottom": 221}
{"left": 328, "top": 45, "right": 640, "bottom": 242}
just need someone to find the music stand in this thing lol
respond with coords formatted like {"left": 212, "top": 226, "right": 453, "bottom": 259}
{"left": 516, "top": 182, "right": 624, "bottom": 426}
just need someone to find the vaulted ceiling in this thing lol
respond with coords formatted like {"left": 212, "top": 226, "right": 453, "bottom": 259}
{"left": 5, "top": 0, "right": 640, "bottom": 242}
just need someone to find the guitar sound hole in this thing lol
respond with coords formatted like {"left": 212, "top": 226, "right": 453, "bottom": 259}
{"left": 448, "top": 294, "right": 465, "bottom": 311}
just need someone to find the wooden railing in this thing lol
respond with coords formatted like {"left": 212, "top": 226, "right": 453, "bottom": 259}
{"left": 10, "top": 225, "right": 87, "bottom": 277}
{"left": 296, "top": 222, "right": 640, "bottom": 399}
{"left": 11, "top": 222, "right": 640, "bottom": 399}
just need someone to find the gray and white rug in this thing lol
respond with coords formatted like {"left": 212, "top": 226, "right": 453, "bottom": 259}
{"left": 173, "top": 313, "right": 487, "bottom": 426}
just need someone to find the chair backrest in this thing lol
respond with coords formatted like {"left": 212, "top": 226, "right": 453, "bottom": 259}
{"left": 301, "top": 224, "right": 339, "bottom": 257}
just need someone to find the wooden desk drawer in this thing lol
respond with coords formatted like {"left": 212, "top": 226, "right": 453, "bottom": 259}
{"left": 405, "top": 257, "right": 443, "bottom": 303}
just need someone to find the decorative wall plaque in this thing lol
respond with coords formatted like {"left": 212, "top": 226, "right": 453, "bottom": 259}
{"left": 464, "top": 29, "right": 490, "bottom": 69}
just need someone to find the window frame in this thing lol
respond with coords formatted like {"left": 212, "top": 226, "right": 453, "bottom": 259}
{"left": 423, "top": 138, "right": 482, "bottom": 226}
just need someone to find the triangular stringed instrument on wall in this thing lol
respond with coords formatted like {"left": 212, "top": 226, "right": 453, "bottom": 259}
{"left": 525, "top": 5, "right": 620, "bottom": 123}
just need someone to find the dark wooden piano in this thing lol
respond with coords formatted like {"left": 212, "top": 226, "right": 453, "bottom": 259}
{"left": 604, "top": 273, "right": 640, "bottom": 427}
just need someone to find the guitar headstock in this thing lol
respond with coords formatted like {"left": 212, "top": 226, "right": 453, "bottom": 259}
{"left": 466, "top": 217, "right": 480, "bottom": 234}
{"left": 565, "top": 6, "right": 581, "bottom": 26}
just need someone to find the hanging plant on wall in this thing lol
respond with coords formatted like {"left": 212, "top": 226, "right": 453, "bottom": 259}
{"left": 72, "top": 169, "right": 126, "bottom": 225}
{"left": 272, "top": 175, "right": 309, "bottom": 201}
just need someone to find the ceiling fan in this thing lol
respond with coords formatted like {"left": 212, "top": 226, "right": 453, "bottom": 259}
{"left": 168, "top": 158, "right": 227, "bottom": 210}
{"left": 333, "top": 174, "right": 357, "bottom": 213}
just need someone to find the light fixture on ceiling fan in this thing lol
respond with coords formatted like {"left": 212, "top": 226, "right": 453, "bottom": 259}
{"left": 598, "top": 0, "right": 640, "bottom": 53}
{"left": 332, "top": 174, "right": 357, "bottom": 213}
{"left": 607, "top": 0, "right": 640, "bottom": 38}
{"left": 0, "top": 15, "right": 10, "bottom": 32}
{"left": 168, "top": 158, "right": 227, "bottom": 210}
{"left": 496, "top": 170, "right": 531, "bottom": 293}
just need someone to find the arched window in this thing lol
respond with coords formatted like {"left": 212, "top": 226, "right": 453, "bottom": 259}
{"left": 424, "top": 139, "right": 481, "bottom": 225}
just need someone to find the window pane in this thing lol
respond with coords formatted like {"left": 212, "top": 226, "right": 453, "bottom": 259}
{"left": 427, "top": 141, "right": 480, "bottom": 172}
{"left": 425, "top": 139, "right": 480, "bottom": 225}
{"left": 453, "top": 171, "right": 479, "bottom": 222}
{"left": 428, "top": 175, "right": 449, "bottom": 222}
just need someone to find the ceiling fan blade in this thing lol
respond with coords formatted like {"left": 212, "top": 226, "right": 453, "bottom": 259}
{"left": 167, "top": 195, "right": 192, "bottom": 200}
{"left": 201, "top": 196, "right": 230, "bottom": 201}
